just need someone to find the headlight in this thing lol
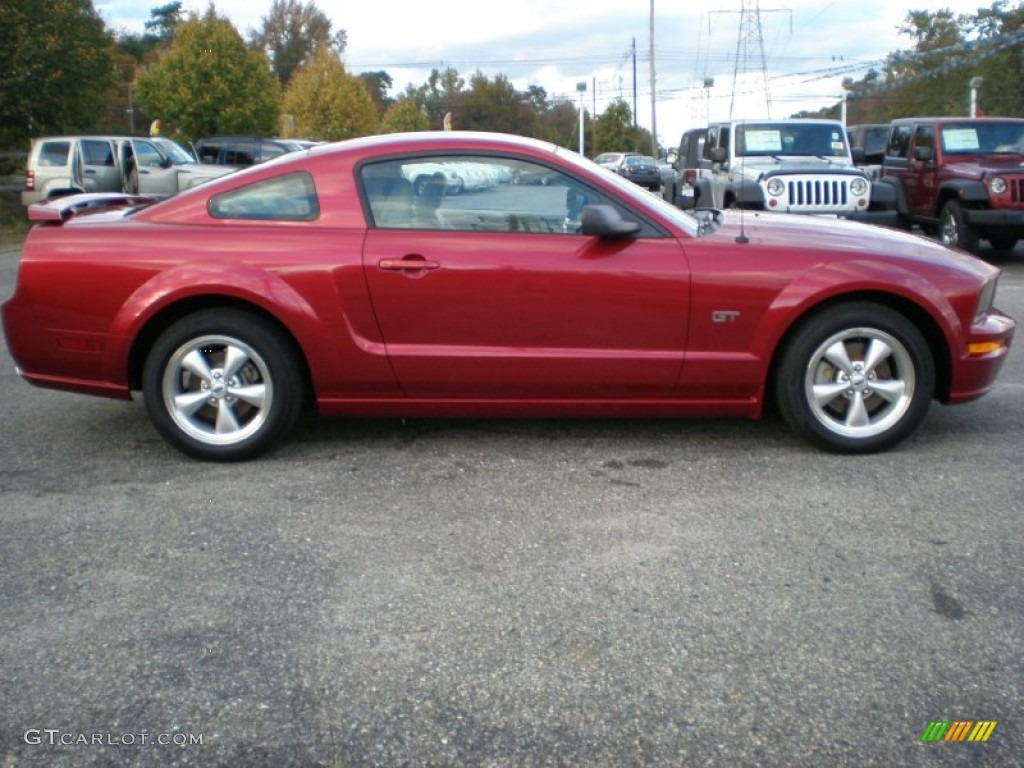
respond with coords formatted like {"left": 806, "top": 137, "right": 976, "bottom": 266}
{"left": 850, "top": 177, "right": 868, "bottom": 196}
{"left": 989, "top": 176, "right": 1007, "bottom": 194}
{"left": 765, "top": 178, "right": 785, "bottom": 197}
{"left": 974, "top": 275, "right": 998, "bottom": 324}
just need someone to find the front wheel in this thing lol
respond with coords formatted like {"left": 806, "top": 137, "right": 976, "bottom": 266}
{"left": 142, "top": 310, "right": 303, "bottom": 461}
{"left": 775, "top": 303, "right": 935, "bottom": 453}
{"left": 939, "top": 200, "right": 980, "bottom": 253}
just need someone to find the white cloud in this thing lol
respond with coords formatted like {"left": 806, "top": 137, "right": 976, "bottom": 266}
{"left": 98, "top": 0, "right": 994, "bottom": 147}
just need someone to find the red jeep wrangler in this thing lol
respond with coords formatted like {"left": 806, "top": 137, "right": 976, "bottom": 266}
{"left": 878, "top": 117, "right": 1024, "bottom": 254}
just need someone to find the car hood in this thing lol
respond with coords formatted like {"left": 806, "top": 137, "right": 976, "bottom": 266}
{"left": 945, "top": 156, "right": 1024, "bottom": 177}
{"left": 712, "top": 210, "right": 995, "bottom": 278}
{"left": 731, "top": 157, "right": 857, "bottom": 177}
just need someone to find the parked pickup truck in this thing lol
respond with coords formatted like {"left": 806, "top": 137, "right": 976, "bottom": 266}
{"left": 876, "top": 116, "right": 1024, "bottom": 253}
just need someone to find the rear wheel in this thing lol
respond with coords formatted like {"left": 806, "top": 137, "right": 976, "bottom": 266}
{"left": 142, "top": 310, "right": 303, "bottom": 461}
{"left": 939, "top": 200, "right": 980, "bottom": 253}
{"left": 776, "top": 303, "right": 935, "bottom": 453}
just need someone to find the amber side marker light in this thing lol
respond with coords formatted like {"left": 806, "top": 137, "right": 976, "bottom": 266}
{"left": 967, "top": 341, "right": 1006, "bottom": 356}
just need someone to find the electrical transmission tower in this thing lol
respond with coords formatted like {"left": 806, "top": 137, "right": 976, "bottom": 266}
{"left": 712, "top": 1, "right": 791, "bottom": 119}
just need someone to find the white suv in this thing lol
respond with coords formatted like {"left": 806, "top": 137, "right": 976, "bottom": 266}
{"left": 695, "top": 119, "right": 895, "bottom": 222}
{"left": 22, "top": 135, "right": 234, "bottom": 205}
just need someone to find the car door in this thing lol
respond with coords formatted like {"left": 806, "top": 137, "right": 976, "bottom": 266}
{"left": 76, "top": 139, "right": 121, "bottom": 193}
{"left": 905, "top": 124, "right": 937, "bottom": 217}
{"left": 129, "top": 138, "right": 178, "bottom": 196}
{"left": 359, "top": 154, "right": 690, "bottom": 398}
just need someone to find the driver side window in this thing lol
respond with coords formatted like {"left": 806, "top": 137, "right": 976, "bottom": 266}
{"left": 360, "top": 155, "right": 608, "bottom": 234}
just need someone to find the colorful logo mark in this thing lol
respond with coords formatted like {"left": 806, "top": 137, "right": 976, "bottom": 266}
{"left": 921, "top": 720, "right": 997, "bottom": 742}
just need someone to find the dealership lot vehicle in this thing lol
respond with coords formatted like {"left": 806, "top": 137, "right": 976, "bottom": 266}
{"left": 0, "top": 239, "right": 1022, "bottom": 765}
{"left": 193, "top": 136, "right": 313, "bottom": 166}
{"left": 1, "top": 131, "right": 1015, "bottom": 460}
{"left": 878, "top": 116, "right": 1024, "bottom": 254}
{"left": 22, "top": 135, "right": 233, "bottom": 205}
{"left": 696, "top": 119, "right": 896, "bottom": 221}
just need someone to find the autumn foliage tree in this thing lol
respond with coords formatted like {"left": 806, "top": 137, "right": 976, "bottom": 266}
{"left": 134, "top": 7, "right": 280, "bottom": 141}
{"left": 248, "top": 0, "right": 346, "bottom": 87}
{"left": 380, "top": 99, "right": 429, "bottom": 133}
{"left": 281, "top": 47, "right": 378, "bottom": 140}
{"left": 0, "top": 0, "right": 114, "bottom": 147}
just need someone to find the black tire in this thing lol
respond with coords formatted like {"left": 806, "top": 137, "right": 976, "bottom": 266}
{"left": 987, "top": 236, "right": 1018, "bottom": 252}
{"left": 775, "top": 303, "right": 935, "bottom": 453}
{"left": 142, "top": 309, "right": 303, "bottom": 461}
{"left": 939, "top": 200, "right": 980, "bottom": 253}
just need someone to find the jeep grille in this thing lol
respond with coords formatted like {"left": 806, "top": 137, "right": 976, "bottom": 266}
{"left": 1010, "top": 177, "right": 1023, "bottom": 204}
{"left": 783, "top": 177, "right": 852, "bottom": 211}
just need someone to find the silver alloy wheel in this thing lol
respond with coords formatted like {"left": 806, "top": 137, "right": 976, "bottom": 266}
{"left": 161, "top": 334, "right": 273, "bottom": 446}
{"left": 939, "top": 207, "right": 959, "bottom": 246}
{"left": 803, "top": 327, "right": 916, "bottom": 439}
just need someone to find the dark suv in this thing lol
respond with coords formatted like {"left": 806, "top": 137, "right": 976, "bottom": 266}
{"left": 878, "top": 117, "right": 1024, "bottom": 253}
{"left": 193, "top": 136, "right": 311, "bottom": 167}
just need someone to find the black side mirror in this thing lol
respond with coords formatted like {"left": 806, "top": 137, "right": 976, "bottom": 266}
{"left": 711, "top": 147, "right": 726, "bottom": 163}
{"left": 851, "top": 147, "right": 865, "bottom": 164}
{"left": 914, "top": 145, "right": 934, "bottom": 163}
{"left": 581, "top": 205, "right": 641, "bottom": 238}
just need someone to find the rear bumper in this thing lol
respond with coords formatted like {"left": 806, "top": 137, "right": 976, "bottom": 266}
{"left": 2, "top": 294, "right": 131, "bottom": 401}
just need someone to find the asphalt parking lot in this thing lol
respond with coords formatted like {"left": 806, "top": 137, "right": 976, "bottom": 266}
{"left": 1, "top": 242, "right": 1021, "bottom": 767}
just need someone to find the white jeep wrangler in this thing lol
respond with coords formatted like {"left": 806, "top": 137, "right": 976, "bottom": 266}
{"left": 695, "top": 119, "right": 895, "bottom": 222}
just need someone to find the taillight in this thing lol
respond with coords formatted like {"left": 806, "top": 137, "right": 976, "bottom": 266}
{"left": 683, "top": 170, "right": 697, "bottom": 184}
{"left": 25, "top": 170, "right": 34, "bottom": 191}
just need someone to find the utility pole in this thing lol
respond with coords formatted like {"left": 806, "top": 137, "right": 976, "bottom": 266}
{"left": 649, "top": 0, "right": 657, "bottom": 156}
{"left": 632, "top": 38, "right": 638, "bottom": 127}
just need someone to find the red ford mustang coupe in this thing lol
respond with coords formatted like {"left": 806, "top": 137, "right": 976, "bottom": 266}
{"left": 1, "top": 132, "right": 1015, "bottom": 460}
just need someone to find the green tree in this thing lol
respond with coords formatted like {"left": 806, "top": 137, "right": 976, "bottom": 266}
{"left": 145, "top": 1, "right": 184, "bottom": 42}
{"left": 359, "top": 71, "right": 395, "bottom": 117}
{"left": 535, "top": 101, "right": 579, "bottom": 148}
{"left": 969, "top": 1, "right": 1024, "bottom": 116}
{"left": 380, "top": 98, "right": 429, "bottom": 133}
{"left": 839, "top": 2, "right": 1024, "bottom": 123}
{"left": 401, "top": 67, "right": 465, "bottom": 128}
{"left": 134, "top": 7, "right": 280, "bottom": 142}
{"left": 248, "top": 0, "right": 346, "bottom": 87}
{"left": 0, "top": 0, "right": 115, "bottom": 148}
{"left": 593, "top": 99, "right": 651, "bottom": 155}
{"left": 281, "top": 47, "right": 378, "bottom": 140}
{"left": 460, "top": 72, "right": 536, "bottom": 135}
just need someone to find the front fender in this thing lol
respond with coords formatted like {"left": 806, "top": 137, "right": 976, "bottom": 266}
{"left": 939, "top": 179, "right": 989, "bottom": 205}
{"left": 751, "top": 259, "right": 963, "bottom": 367}
{"left": 727, "top": 179, "right": 765, "bottom": 207}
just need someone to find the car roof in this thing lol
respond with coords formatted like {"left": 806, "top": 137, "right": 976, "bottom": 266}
{"left": 890, "top": 116, "right": 1024, "bottom": 124}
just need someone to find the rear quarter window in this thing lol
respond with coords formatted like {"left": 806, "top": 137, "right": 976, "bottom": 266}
{"left": 37, "top": 142, "right": 70, "bottom": 167}
{"left": 208, "top": 172, "right": 319, "bottom": 221}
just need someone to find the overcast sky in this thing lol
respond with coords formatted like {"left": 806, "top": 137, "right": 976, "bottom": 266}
{"left": 96, "top": 0, "right": 991, "bottom": 145}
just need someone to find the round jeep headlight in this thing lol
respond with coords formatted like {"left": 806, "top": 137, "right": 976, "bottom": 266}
{"left": 850, "top": 177, "right": 868, "bottom": 196}
{"left": 766, "top": 178, "right": 785, "bottom": 197}
{"left": 990, "top": 176, "right": 1007, "bottom": 194}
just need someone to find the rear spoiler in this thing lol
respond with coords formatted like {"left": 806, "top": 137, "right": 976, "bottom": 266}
{"left": 28, "top": 192, "right": 158, "bottom": 223}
